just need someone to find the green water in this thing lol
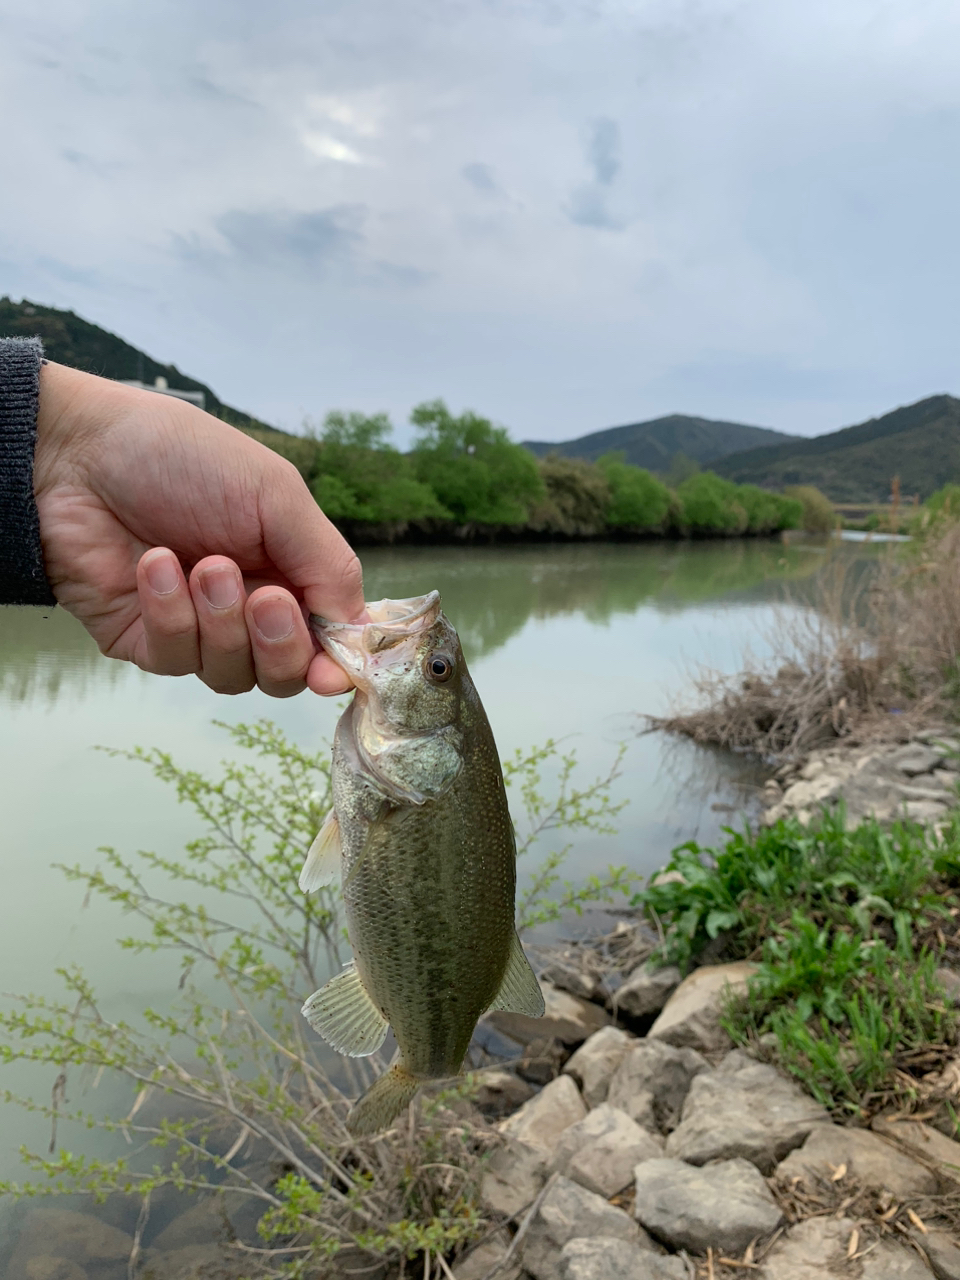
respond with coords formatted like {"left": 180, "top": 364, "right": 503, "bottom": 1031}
{"left": 0, "top": 536, "right": 858, "bottom": 1195}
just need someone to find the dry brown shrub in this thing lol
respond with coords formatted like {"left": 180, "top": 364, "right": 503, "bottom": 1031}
{"left": 651, "top": 525, "right": 960, "bottom": 763}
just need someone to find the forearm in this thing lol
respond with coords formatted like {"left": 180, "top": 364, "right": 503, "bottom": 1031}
{"left": 0, "top": 337, "right": 56, "bottom": 606}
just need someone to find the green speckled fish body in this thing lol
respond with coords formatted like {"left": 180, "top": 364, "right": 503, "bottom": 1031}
{"left": 299, "top": 592, "right": 543, "bottom": 1134}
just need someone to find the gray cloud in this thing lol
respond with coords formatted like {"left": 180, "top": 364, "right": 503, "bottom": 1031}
{"left": 587, "top": 117, "right": 620, "bottom": 186}
{"left": 461, "top": 162, "right": 500, "bottom": 196}
{"left": 214, "top": 206, "right": 364, "bottom": 267}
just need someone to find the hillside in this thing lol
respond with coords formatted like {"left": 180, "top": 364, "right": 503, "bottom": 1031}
{"left": 522, "top": 413, "right": 797, "bottom": 471}
{"left": 0, "top": 297, "right": 276, "bottom": 432}
{"left": 714, "top": 394, "right": 960, "bottom": 502}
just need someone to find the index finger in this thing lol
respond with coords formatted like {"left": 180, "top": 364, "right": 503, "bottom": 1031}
{"left": 258, "top": 461, "right": 365, "bottom": 623}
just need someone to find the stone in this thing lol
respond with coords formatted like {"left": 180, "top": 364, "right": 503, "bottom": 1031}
{"left": 607, "top": 1039, "right": 709, "bottom": 1131}
{"left": 9, "top": 1209, "right": 132, "bottom": 1274}
{"left": 541, "top": 956, "right": 602, "bottom": 1002}
{"left": 920, "top": 1229, "right": 960, "bottom": 1280}
{"left": 148, "top": 1200, "right": 226, "bottom": 1253}
{"left": 558, "top": 1238, "right": 686, "bottom": 1280}
{"left": 776, "top": 1122, "right": 937, "bottom": 1198}
{"left": 471, "top": 1067, "right": 537, "bottom": 1117}
{"left": 904, "top": 799, "right": 949, "bottom": 823}
{"left": 552, "top": 1103, "right": 663, "bottom": 1198}
{"left": 140, "top": 1243, "right": 231, "bottom": 1280}
{"left": 892, "top": 744, "right": 943, "bottom": 776}
{"left": 486, "top": 982, "right": 611, "bottom": 1048}
{"left": 872, "top": 1115, "right": 960, "bottom": 1184}
{"left": 453, "top": 1228, "right": 522, "bottom": 1280}
{"left": 19, "top": 1261, "right": 87, "bottom": 1280}
{"left": 757, "top": 1217, "right": 853, "bottom": 1279}
{"left": 521, "top": 1176, "right": 646, "bottom": 1280}
{"left": 499, "top": 1075, "right": 588, "bottom": 1154}
{"left": 634, "top": 1157, "right": 783, "bottom": 1255}
{"left": 666, "top": 1053, "right": 829, "bottom": 1173}
{"left": 480, "top": 1139, "right": 549, "bottom": 1218}
{"left": 614, "top": 966, "right": 682, "bottom": 1020}
{"left": 647, "top": 962, "right": 758, "bottom": 1054}
{"left": 563, "top": 1026, "right": 636, "bottom": 1108}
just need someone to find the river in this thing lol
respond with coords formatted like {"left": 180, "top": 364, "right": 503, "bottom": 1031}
{"left": 0, "top": 536, "right": 864, "bottom": 1199}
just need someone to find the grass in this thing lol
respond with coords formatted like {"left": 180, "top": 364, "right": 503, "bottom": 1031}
{"left": 634, "top": 806, "right": 960, "bottom": 1116}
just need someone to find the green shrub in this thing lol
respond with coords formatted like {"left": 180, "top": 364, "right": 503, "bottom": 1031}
{"left": 737, "top": 484, "right": 803, "bottom": 534}
{"left": 595, "top": 454, "right": 671, "bottom": 530}
{"left": 676, "top": 472, "right": 748, "bottom": 533}
{"left": 783, "top": 484, "right": 836, "bottom": 534}
{"left": 528, "top": 454, "right": 612, "bottom": 536}
{"left": 411, "top": 400, "right": 544, "bottom": 525}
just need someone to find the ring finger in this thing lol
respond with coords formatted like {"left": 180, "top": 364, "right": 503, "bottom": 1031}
{"left": 189, "top": 556, "right": 256, "bottom": 694}
{"left": 245, "top": 586, "right": 315, "bottom": 697}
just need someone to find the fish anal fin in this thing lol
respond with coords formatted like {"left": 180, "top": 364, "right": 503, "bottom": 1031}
{"left": 488, "top": 932, "right": 545, "bottom": 1017}
{"left": 347, "top": 1064, "right": 420, "bottom": 1136}
{"left": 301, "top": 963, "right": 389, "bottom": 1057}
{"left": 299, "top": 809, "right": 342, "bottom": 893}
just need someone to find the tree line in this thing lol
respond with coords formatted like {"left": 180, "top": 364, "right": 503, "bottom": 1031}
{"left": 243, "top": 401, "right": 814, "bottom": 541}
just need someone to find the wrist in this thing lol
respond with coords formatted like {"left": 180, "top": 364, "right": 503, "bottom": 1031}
{"left": 33, "top": 362, "right": 121, "bottom": 496}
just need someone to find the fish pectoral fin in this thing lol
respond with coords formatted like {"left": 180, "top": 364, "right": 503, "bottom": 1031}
{"left": 299, "top": 809, "right": 342, "bottom": 893}
{"left": 301, "top": 963, "right": 389, "bottom": 1057}
{"left": 488, "top": 932, "right": 545, "bottom": 1018}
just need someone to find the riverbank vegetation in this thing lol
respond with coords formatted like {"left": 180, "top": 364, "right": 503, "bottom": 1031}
{"left": 654, "top": 512, "right": 960, "bottom": 762}
{"left": 635, "top": 805, "right": 960, "bottom": 1118}
{"left": 243, "top": 404, "right": 808, "bottom": 543}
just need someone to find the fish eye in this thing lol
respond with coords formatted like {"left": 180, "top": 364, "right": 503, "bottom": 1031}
{"left": 425, "top": 653, "right": 454, "bottom": 683}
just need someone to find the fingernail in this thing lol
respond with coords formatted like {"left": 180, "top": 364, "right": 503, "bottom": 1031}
{"left": 199, "top": 566, "right": 240, "bottom": 610}
{"left": 144, "top": 552, "right": 180, "bottom": 596}
{"left": 253, "top": 597, "right": 295, "bottom": 642}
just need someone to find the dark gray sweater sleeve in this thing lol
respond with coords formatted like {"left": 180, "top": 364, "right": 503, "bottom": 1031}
{"left": 0, "top": 337, "right": 57, "bottom": 605}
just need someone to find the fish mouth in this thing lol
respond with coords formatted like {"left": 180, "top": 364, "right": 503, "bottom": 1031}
{"left": 310, "top": 592, "right": 442, "bottom": 677}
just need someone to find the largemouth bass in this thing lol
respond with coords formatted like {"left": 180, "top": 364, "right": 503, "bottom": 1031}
{"left": 299, "top": 591, "right": 543, "bottom": 1135}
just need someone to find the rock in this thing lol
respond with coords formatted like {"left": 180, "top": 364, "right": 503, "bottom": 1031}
{"left": 614, "top": 966, "right": 682, "bottom": 1020}
{"left": 552, "top": 1103, "right": 663, "bottom": 1198}
{"left": 607, "top": 1039, "right": 709, "bottom": 1131}
{"left": 892, "top": 744, "right": 943, "bottom": 776}
{"left": 647, "top": 962, "right": 758, "bottom": 1054}
{"left": 758, "top": 1216, "right": 929, "bottom": 1279}
{"left": 19, "top": 1261, "right": 87, "bottom": 1280}
{"left": 480, "top": 1139, "right": 549, "bottom": 1218}
{"left": 563, "top": 1027, "right": 636, "bottom": 1108}
{"left": 872, "top": 1115, "right": 960, "bottom": 1184}
{"left": 516, "top": 1036, "right": 570, "bottom": 1086}
{"left": 634, "top": 1157, "right": 783, "bottom": 1255}
{"left": 9, "top": 1209, "right": 132, "bottom": 1276}
{"left": 558, "top": 1238, "right": 686, "bottom": 1280}
{"left": 471, "top": 1067, "right": 537, "bottom": 1117}
{"left": 499, "top": 1075, "right": 588, "bottom": 1154}
{"left": 486, "top": 982, "right": 611, "bottom": 1048}
{"left": 521, "top": 1176, "right": 646, "bottom": 1280}
{"left": 904, "top": 799, "right": 949, "bottom": 823}
{"left": 140, "top": 1243, "right": 231, "bottom": 1280}
{"left": 776, "top": 1122, "right": 937, "bottom": 1198}
{"left": 920, "top": 1229, "right": 960, "bottom": 1280}
{"left": 148, "top": 1200, "right": 226, "bottom": 1253}
{"left": 666, "top": 1053, "right": 829, "bottom": 1173}
{"left": 453, "top": 1229, "right": 522, "bottom": 1280}
{"left": 540, "top": 956, "right": 602, "bottom": 1002}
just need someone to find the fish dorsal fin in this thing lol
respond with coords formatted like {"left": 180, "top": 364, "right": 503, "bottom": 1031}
{"left": 299, "top": 809, "right": 342, "bottom": 893}
{"left": 301, "top": 963, "right": 389, "bottom": 1057}
{"left": 488, "top": 932, "right": 545, "bottom": 1017}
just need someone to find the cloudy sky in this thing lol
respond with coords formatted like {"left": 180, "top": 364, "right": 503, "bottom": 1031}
{"left": 2, "top": 0, "right": 960, "bottom": 444}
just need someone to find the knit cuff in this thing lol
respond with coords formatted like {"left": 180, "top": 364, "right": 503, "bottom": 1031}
{"left": 0, "top": 337, "right": 57, "bottom": 605}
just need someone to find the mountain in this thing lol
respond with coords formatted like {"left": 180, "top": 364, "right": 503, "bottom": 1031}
{"left": 522, "top": 413, "right": 798, "bottom": 471}
{"left": 713, "top": 394, "right": 960, "bottom": 502}
{"left": 0, "top": 296, "right": 276, "bottom": 432}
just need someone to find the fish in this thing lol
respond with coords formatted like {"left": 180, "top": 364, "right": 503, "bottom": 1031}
{"left": 298, "top": 591, "right": 544, "bottom": 1136}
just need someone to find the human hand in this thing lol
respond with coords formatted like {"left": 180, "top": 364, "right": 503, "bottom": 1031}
{"left": 32, "top": 361, "right": 363, "bottom": 697}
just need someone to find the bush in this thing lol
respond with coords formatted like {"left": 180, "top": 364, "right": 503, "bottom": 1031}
{"left": 595, "top": 454, "right": 671, "bottom": 530}
{"left": 676, "top": 472, "right": 748, "bottom": 534}
{"left": 783, "top": 485, "right": 836, "bottom": 534}
{"left": 411, "top": 400, "right": 544, "bottom": 525}
{"left": 737, "top": 484, "right": 803, "bottom": 535}
{"left": 528, "top": 454, "right": 612, "bottom": 536}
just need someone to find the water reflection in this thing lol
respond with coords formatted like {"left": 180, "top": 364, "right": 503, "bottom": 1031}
{"left": 0, "top": 605, "right": 112, "bottom": 704}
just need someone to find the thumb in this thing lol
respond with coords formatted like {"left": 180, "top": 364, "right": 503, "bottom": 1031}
{"left": 259, "top": 463, "right": 365, "bottom": 622}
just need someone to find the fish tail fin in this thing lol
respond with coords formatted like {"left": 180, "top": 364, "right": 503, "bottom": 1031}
{"left": 346, "top": 1064, "right": 420, "bottom": 1137}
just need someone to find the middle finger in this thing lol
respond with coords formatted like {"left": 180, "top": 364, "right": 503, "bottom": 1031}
{"left": 190, "top": 556, "right": 256, "bottom": 694}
